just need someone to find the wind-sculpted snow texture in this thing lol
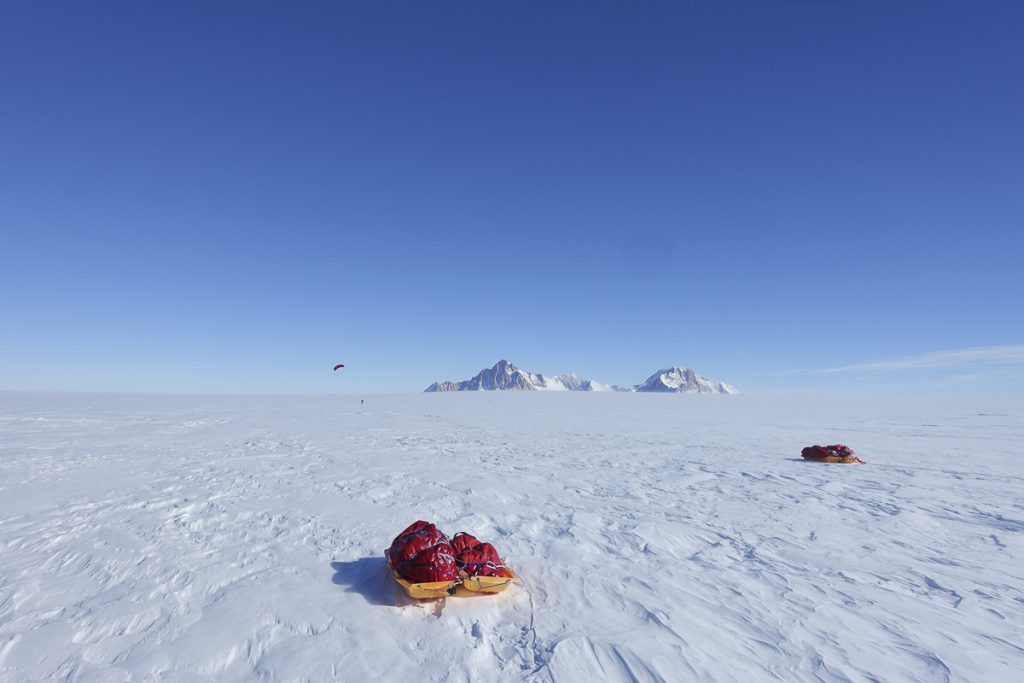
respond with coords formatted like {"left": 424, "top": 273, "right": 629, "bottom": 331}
{"left": 1, "top": 392, "right": 1022, "bottom": 682}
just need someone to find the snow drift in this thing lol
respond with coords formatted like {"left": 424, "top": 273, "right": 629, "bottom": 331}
{"left": 0, "top": 392, "right": 1021, "bottom": 681}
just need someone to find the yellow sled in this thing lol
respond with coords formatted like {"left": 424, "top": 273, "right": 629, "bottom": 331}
{"left": 802, "top": 454, "right": 863, "bottom": 463}
{"left": 386, "top": 552, "right": 518, "bottom": 600}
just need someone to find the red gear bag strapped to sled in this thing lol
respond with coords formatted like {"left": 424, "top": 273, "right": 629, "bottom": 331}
{"left": 454, "top": 540, "right": 509, "bottom": 577}
{"left": 801, "top": 444, "right": 865, "bottom": 463}
{"left": 387, "top": 521, "right": 451, "bottom": 568}
{"left": 385, "top": 521, "right": 518, "bottom": 597}
{"left": 396, "top": 545, "right": 459, "bottom": 583}
{"left": 450, "top": 532, "right": 479, "bottom": 554}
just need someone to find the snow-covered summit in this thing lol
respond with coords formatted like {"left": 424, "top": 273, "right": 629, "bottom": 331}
{"left": 634, "top": 366, "right": 738, "bottom": 394}
{"left": 551, "top": 371, "right": 616, "bottom": 392}
{"left": 425, "top": 361, "right": 613, "bottom": 392}
{"left": 426, "top": 361, "right": 737, "bottom": 393}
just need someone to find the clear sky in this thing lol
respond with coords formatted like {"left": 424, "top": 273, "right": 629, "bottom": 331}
{"left": 2, "top": 1, "right": 1022, "bottom": 394}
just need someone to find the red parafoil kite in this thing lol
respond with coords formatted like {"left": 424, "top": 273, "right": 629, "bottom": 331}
{"left": 333, "top": 364, "right": 345, "bottom": 371}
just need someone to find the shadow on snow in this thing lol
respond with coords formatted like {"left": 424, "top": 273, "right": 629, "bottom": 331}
{"left": 330, "top": 557, "right": 412, "bottom": 607}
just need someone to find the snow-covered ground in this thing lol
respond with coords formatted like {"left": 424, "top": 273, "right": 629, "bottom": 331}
{"left": 1, "top": 392, "right": 1022, "bottom": 682}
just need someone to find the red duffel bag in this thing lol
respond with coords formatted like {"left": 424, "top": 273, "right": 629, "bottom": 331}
{"left": 456, "top": 541, "right": 508, "bottom": 577}
{"left": 388, "top": 521, "right": 450, "bottom": 566}
{"left": 397, "top": 545, "right": 459, "bottom": 583}
{"left": 395, "top": 520, "right": 431, "bottom": 538}
{"left": 450, "top": 532, "right": 479, "bottom": 554}
{"left": 802, "top": 444, "right": 855, "bottom": 459}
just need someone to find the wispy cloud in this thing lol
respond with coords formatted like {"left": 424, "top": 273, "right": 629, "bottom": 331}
{"left": 759, "top": 345, "right": 1024, "bottom": 379}
{"left": 820, "top": 345, "right": 1024, "bottom": 373}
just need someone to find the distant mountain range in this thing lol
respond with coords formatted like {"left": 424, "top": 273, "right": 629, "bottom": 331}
{"left": 424, "top": 360, "right": 738, "bottom": 394}
{"left": 633, "top": 366, "right": 738, "bottom": 394}
{"left": 425, "top": 360, "right": 617, "bottom": 392}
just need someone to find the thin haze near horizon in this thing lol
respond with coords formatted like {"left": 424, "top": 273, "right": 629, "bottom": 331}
{"left": 2, "top": 2, "right": 1022, "bottom": 394}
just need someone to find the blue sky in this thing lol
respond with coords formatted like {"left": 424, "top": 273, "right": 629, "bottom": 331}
{"left": 2, "top": 1, "right": 1022, "bottom": 394}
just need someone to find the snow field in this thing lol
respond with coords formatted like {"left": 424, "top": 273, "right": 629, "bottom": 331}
{"left": 0, "top": 392, "right": 1022, "bottom": 682}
